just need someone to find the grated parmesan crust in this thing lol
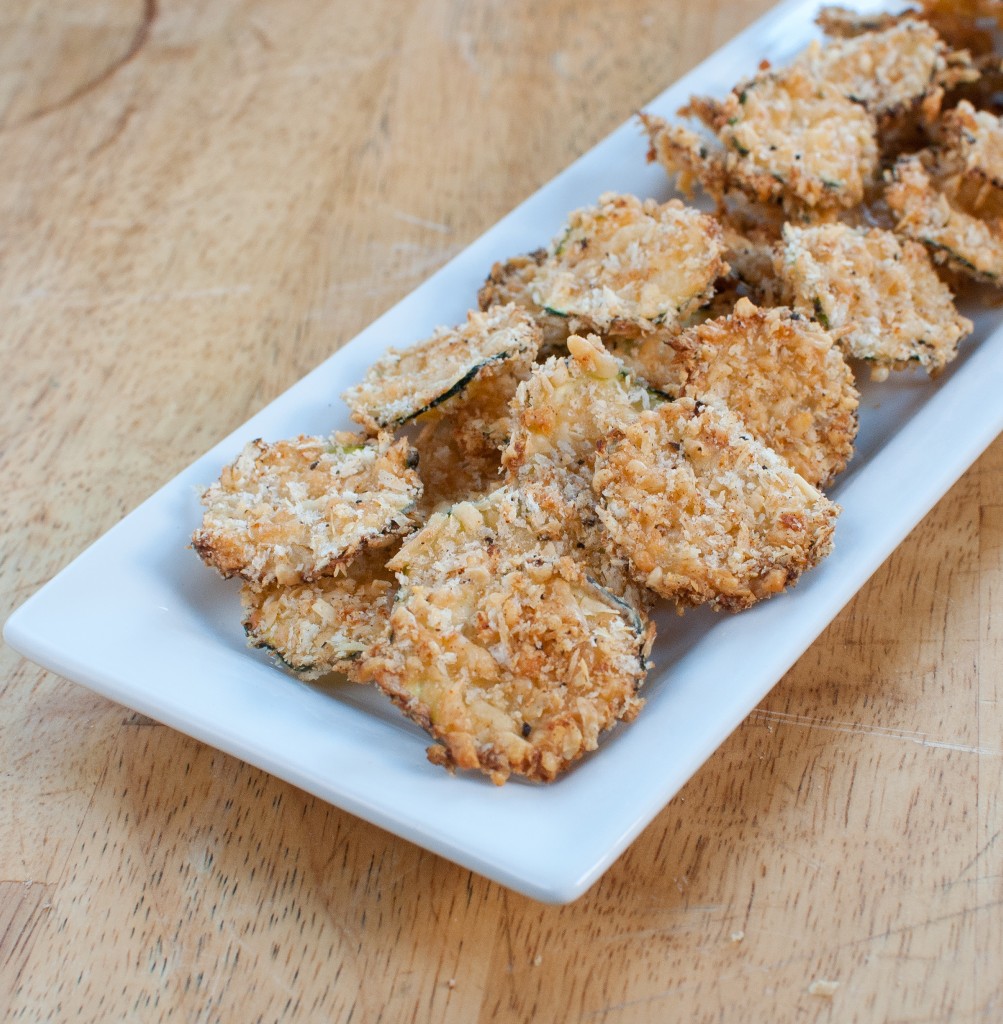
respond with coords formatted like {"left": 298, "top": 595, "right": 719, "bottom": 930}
{"left": 241, "top": 547, "right": 396, "bottom": 682}
{"left": 705, "top": 64, "right": 879, "bottom": 214}
{"left": 612, "top": 299, "right": 859, "bottom": 487}
{"left": 373, "top": 486, "right": 653, "bottom": 784}
{"left": 782, "top": 222, "right": 972, "bottom": 379}
{"left": 887, "top": 155, "right": 1003, "bottom": 284}
{"left": 193, "top": 431, "right": 421, "bottom": 587}
{"left": 592, "top": 400, "right": 839, "bottom": 612}
{"left": 528, "top": 193, "right": 727, "bottom": 337}
{"left": 342, "top": 305, "right": 540, "bottom": 436}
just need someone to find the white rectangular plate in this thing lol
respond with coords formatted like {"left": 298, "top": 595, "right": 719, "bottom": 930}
{"left": 7, "top": 0, "right": 1003, "bottom": 903}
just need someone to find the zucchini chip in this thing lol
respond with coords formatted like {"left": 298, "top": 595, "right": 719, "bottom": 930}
{"left": 887, "top": 155, "right": 1003, "bottom": 285}
{"left": 782, "top": 222, "right": 972, "bottom": 379}
{"left": 529, "top": 193, "right": 726, "bottom": 337}
{"left": 342, "top": 305, "right": 540, "bottom": 438}
{"left": 592, "top": 400, "right": 839, "bottom": 612}
{"left": 374, "top": 486, "right": 653, "bottom": 784}
{"left": 796, "top": 19, "right": 975, "bottom": 120}
{"left": 692, "top": 64, "right": 879, "bottom": 214}
{"left": 193, "top": 431, "right": 421, "bottom": 587}
{"left": 612, "top": 299, "right": 859, "bottom": 487}
{"left": 503, "top": 334, "right": 667, "bottom": 603}
{"left": 241, "top": 547, "right": 395, "bottom": 682}
{"left": 477, "top": 250, "right": 571, "bottom": 358}
{"left": 936, "top": 100, "right": 1003, "bottom": 211}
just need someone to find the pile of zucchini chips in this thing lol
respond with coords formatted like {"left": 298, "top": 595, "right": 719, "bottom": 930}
{"left": 195, "top": 2, "right": 1003, "bottom": 784}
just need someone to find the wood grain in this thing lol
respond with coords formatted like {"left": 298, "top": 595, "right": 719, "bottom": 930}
{"left": 1, "top": 0, "right": 1001, "bottom": 1020}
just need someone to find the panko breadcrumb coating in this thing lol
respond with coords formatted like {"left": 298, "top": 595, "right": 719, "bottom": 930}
{"left": 193, "top": 432, "right": 421, "bottom": 587}
{"left": 411, "top": 415, "right": 503, "bottom": 515}
{"left": 796, "top": 19, "right": 975, "bottom": 120}
{"left": 686, "top": 64, "right": 879, "bottom": 215}
{"left": 782, "top": 222, "right": 972, "bottom": 378}
{"left": 477, "top": 250, "right": 571, "bottom": 358}
{"left": 886, "top": 155, "right": 1003, "bottom": 284}
{"left": 503, "top": 334, "right": 667, "bottom": 603}
{"left": 528, "top": 193, "right": 726, "bottom": 337}
{"left": 593, "top": 400, "right": 839, "bottom": 612}
{"left": 935, "top": 100, "right": 1003, "bottom": 214}
{"left": 612, "top": 299, "right": 859, "bottom": 487}
{"left": 342, "top": 305, "right": 540, "bottom": 444}
{"left": 374, "top": 486, "right": 653, "bottom": 784}
{"left": 242, "top": 547, "right": 396, "bottom": 682}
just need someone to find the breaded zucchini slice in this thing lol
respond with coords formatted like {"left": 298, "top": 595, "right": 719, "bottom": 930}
{"left": 241, "top": 548, "right": 395, "bottom": 682}
{"left": 528, "top": 193, "right": 727, "bottom": 337}
{"left": 503, "top": 334, "right": 667, "bottom": 604}
{"left": 341, "top": 305, "right": 540, "bottom": 439}
{"left": 592, "top": 400, "right": 839, "bottom": 612}
{"left": 640, "top": 115, "right": 729, "bottom": 206}
{"left": 193, "top": 431, "right": 421, "bottom": 587}
{"left": 887, "top": 156, "right": 1003, "bottom": 284}
{"left": 375, "top": 486, "right": 653, "bottom": 784}
{"left": 782, "top": 222, "right": 972, "bottom": 379}
{"left": 937, "top": 100, "right": 1003, "bottom": 198}
{"left": 704, "top": 64, "right": 879, "bottom": 213}
{"left": 477, "top": 250, "right": 571, "bottom": 358}
{"left": 615, "top": 299, "right": 858, "bottom": 487}
{"left": 796, "top": 19, "right": 975, "bottom": 119}
{"left": 815, "top": 6, "right": 904, "bottom": 38}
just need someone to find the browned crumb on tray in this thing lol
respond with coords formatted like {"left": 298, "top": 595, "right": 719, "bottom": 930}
{"left": 593, "top": 400, "right": 839, "bottom": 612}
{"left": 242, "top": 547, "right": 396, "bottom": 682}
{"left": 782, "top": 222, "right": 972, "bottom": 379}
{"left": 887, "top": 155, "right": 1003, "bottom": 284}
{"left": 686, "top": 64, "right": 879, "bottom": 215}
{"left": 341, "top": 304, "right": 540, "bottom": 437}
{"left": 372, "top": 486, "right": 653, "bottom": 784}
{"left": 614, "top": 299, "right": 859, "bottom": 487}
{"left": 193, "top": 431, "right": 421, "bottom": 587}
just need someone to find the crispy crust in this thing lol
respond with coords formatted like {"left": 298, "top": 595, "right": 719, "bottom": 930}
{"left": 613, "top": 299, "right": 859, "bottom": 487}
{"left": 192, "top": 432, "right": 421, "bottom": 587}
{"left": 477, "top": 250, "right": 571, "bottom": 357}
{"left": 373, "top": 487, "right": 653, "bottom": 784}
{"left": 241, "top": 547, "right": 396, "bottom": 682}
{"left": 529, "top": 193, "right": 727, "bottom": 337}
{"left": 342, "top": 305, "right": 540, "bottom": 435}
{"left": 783, "top": 222, "right": 972, "bottom": 378}
{"left": 640, "top": 114, "right": 728, "bottom": 206}
{"left": 411, "top": 414, "right": 503, "bottom": 516}
{"left": 709, "top": 64, "right": 879, "bottom": 214}
{"left": 592, "top": 400, "right": 839, "bottom": 612}
{"left": 815, "top": 6, "right": 906, "bottom": 38}
{"left": 937, "top": 100, "right": 1003, "bottom": 199}
{"left": 797, "top": 19, "right": 976, "bottom": 118}
{"left": 503, "top": 334, "right": 666, "bottom": 603}
{"left": 887, "top": 155, "right": 1003, "bottom": 284}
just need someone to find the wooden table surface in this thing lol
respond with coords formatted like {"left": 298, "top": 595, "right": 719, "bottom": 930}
{"left": 2, "top": 0, "right": 1001, "bottom": 1020}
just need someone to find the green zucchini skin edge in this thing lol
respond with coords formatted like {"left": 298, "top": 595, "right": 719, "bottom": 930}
{"left": 380, "top": 349, "right": 517, "bottom": 428}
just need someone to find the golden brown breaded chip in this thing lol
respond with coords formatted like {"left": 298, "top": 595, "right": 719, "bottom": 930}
{"left": 477, "top": 250, "right": 571, "bottom": 358}
{"left": 690, "top": 64, "right": 879, "bottom": 215}
{"left": 503, "top": 334, "right": 667, "bottom": 603}
{"left": 241, "top": 547, "right": 396, "bottom": 682}
{"left": 373, "top": 486, "right": 653, "bottom": 784}
{"left": 612, "top": 299, "right": 859, "bottom": 487}
{"left": 782, "top": 222, "right": 972, "bottom": 379}
{"left": 640, "top": 115, "right": 729, "bottom": 206}
{"left": 815, "top": 6, "right": 906, "bottom": 38}
{"left": 528, "top": 193, "right": 727, "bottom": 337}
{"left": 341, "top": 305, "right": 540, "bottom": 440}
{"left": 935, "top": 100, "right": 1003, "bottom": 208}
{"left": 592, "top": 400, "right": 839, "bottom": 612}
{"left": 193, "top": 432, "right": 421, "bottom": 587}
{"left": 797, "top": 19, "right": 976, "bottom": 120}
{"left": 887, "top": 156, "right": 1003, "bottom": 285}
